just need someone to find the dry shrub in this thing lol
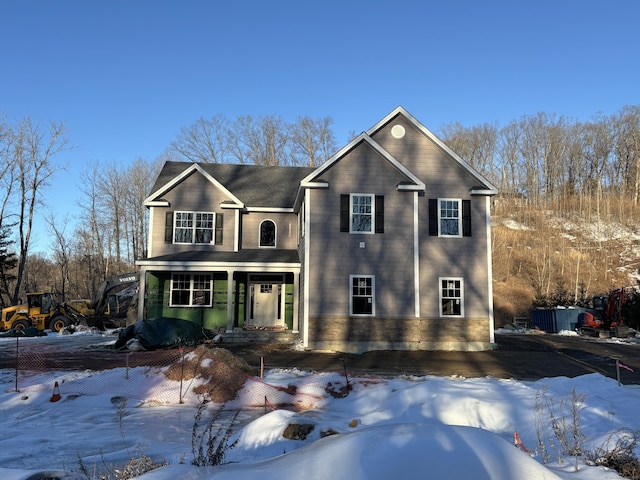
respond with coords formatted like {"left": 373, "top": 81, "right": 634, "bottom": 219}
{"left": 164, "top": 346, "right": 256, "bottom": 403}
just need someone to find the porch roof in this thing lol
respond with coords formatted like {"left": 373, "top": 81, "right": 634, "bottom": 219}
{"left": 137, "top": 249, "right": 301, "bottom": 268}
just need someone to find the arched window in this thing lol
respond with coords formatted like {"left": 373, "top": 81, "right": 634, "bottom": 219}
{"left": 259, "top": 220, "right": 276, "bottom": 247}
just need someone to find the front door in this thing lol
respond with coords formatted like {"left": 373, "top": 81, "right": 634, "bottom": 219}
{"left": 253, "top": 283, "right": 278, "bottom": 327}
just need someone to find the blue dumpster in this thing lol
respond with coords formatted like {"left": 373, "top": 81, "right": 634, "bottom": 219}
{"left": 530, "top": 307, "right": 586, "bottom": 333}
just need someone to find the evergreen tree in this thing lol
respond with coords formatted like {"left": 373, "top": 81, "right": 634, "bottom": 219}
{"left": 0, "top": 224, "right": 18, "bottom": 309}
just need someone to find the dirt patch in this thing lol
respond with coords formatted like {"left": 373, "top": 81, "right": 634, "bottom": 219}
{"left": 163, "top": 346, "right": 257, "bottom": 403}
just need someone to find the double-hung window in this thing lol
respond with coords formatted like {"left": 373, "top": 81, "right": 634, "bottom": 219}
{"left": 439, "top": 199, "right": 461, "bottom": 237}
{"left": 351, "top": 194, "right": 373, "bottom": 233}
{"left": 340, "top": 194, "right": 384, "bottom": 234}
{"left": 439, "top": 277, "right": 463, "bottom": 317}
{"left": 350, "top": 275, "right": 375, "bottom": 316}
{"left": 174, "top": 211, "right": 215, "bottom": 244}
{"left": 428, "top": 199, "right": 471, "bottom": 237}
{"left": 170, "top": 273, "right": 213, "bottom": 307}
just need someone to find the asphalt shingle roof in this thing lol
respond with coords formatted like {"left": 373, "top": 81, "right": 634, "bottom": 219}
{"left": 150, "top": 161, "right": 316, "bottom": 209}
{"left": 142, "top": 249, "right": 301, "bottom": 264}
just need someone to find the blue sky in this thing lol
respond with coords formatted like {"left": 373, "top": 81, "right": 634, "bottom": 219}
{"left": 2, "top": 0, "right": 640, "bottom": 254}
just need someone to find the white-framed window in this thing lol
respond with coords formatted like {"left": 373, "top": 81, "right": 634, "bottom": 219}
{"left": 350, "top": 275, "right": 375, "bottom": 316}
{"left": 439, "top": 199, "right": 461, "bottom": 237}
{"left": 174, "top": 211, "right": 215, "bottom": 244}
{"left": 439, "top": 277, "right": 464, "bottom": 317}
{"left": 351, "top": 194, "right": 374, "bottom": 233}
{"left": 259, "top": 219, "right": 276, "bottom": 247}
{"left": 170, "top": 273, "right": 213, "bottom": 307}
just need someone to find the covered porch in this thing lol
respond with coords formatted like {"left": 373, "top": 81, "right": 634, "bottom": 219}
{"left": 135, "top": 250, "right": 301, "bottom": 336}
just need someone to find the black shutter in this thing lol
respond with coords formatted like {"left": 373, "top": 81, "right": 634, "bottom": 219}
{"left": 340, "top": 194, "right": 349, "bottom": 232}
{"left": 215, "top": 213, "right": 224, "bottom": 244}
{"left": 375, "top": 195, "right": 384, "bottom": 233}
{"left": 428, "top": 199, "right": 438, "bottom": 236}
{"left": 164, "top": 211, "right": 173, "bottom": 243}
{"left": 462, "top": 200, "right": 471, "bottom": 236}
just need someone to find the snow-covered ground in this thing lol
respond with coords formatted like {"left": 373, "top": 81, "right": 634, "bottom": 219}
{"left": 1, "top": 331, "right": 639, "bottom": 479}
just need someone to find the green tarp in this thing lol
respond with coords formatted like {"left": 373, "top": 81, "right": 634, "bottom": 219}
{"left": 115, "top": 317, "right": 214, "bottom": 350}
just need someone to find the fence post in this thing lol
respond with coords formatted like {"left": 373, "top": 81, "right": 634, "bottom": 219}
{"left": 179, "top": 347, "right": 185, "bottom": 404}
{"left": 14, "top": 336, "right": 19, "bottom": 392}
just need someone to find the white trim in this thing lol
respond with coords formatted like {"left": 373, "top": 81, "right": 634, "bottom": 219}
{"left": 234, "top": 210, "right": 240, "bottom": 252}
{"left": 366, "top": 106, "right": 498, "bottom": 195}
{"left": 146, "top": 200, "right": 170, "bottom": 207}
{"left": 144, "top": 163, "right": 246, "bottom": 208}
{"left": 247, "top": 207, "right": 294, "bottom": 213}
{"left": 438, "top": 277, "right": 464, "bottom": 318}
{"left": 303, "top": 192, "right": 310, "bottom": 347}
{"left": 486, "top": 196, "right": 495, "bottom": 344}
{"left": 136, "top": 260, "right": 301, "bottom": 271}
{"left": 148, "top": 209, "right": 155, "bottom": 258}
{"left": 437, "top": 198, "right": 463, "bottom": 238}
{"left": 349, "top": 275, "right": 375, "bottom": 316}
{"left": 413, "top": 192, "right": 420, "bottom": 317}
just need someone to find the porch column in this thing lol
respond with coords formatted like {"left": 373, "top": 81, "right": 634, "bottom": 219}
{"left": 226, "top": 269, "right": 234, "bottom": 333}
{"left": 292, "top": 270, "right": 299, "bottom": 332}
{"left": 137, "top": 268, "right": 146, "bottom": 322}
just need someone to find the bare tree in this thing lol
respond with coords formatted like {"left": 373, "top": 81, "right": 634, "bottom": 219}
{"left": 441, "top": 121, "right": 499, "bottom": 184}
{"left": 170, "top": 115, "right": 230, "bottom": 163}
{"left": 47, "top": 215, "right": 72, "bottom": 301}
{"left": 98, "top": 161, "right": 127, "bottom": 264}
{"left": 289, "top": 116, "right": 338, "bottom": 166}
{"left": 11, "top": 118, "right": 69, "bottom": 304}
{"left": 228, "top": 115, "right": 291, "bottom": 165}
{"left": 77, "top": 161, "right": 109, "bottom": 296}
{"left": 612, "top": 105, "right": 640, "bottom": 205}
{"left": 125, "top": 157, "right": 161, "bottom": 260}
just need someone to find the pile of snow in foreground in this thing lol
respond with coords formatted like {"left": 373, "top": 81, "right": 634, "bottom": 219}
{"left": 1, "top": 343, "right": 639, "bottom": 479}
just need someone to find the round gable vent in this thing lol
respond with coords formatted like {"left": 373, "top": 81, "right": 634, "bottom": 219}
{"left": 391, "top": 124, "right": 405, "bottom": 139}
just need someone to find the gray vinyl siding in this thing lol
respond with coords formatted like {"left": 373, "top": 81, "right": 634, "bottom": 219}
{"left": 240, "top": 212, "right": 299, "bottom": 250}
{"left": 306, "top": 143, "right": 416, "bottom": 319}
{"left": 370, "top": 117, "right": 492, "bottom": 320}
{"left": 149, "top": 171, "right": 236, "bottom": 257}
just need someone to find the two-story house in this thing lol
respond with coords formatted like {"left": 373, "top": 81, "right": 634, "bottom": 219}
{"left": 136, "top": 106, "right": 498, "bottom": 352}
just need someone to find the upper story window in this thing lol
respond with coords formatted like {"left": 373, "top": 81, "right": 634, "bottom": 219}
{"left": 165, "top": 211, "right": 223, "bottom": 245}
{"left": 340, "top": 194, "right": 384, "bottom": 234}
{"left": 351, "top": 194, "right": 373, "bottom": 233}
{"left": 439, "top": 199, "right": 461, "bottom": 237}
{"left": 173, "top": 211, "right": 215, "bottom": 244}
{"left": 259, "top": 220, "right": 276, "bottom": 247}
{"left": 429, "top": 199, "right": 471, "bottom": 237}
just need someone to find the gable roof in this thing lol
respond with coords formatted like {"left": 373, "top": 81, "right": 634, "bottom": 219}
{"left": 367, "top": 106, "right": 498, "bottom": 195}
{"left": 300, "top": 133, "right": 426, "bottom": 191}
{"left": 146, "top": 161, "right": 316, "bottom": 209}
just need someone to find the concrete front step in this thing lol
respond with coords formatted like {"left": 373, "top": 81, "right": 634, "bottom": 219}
{"left": 219, "top": 329, "right": 300, "bottom": 345}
